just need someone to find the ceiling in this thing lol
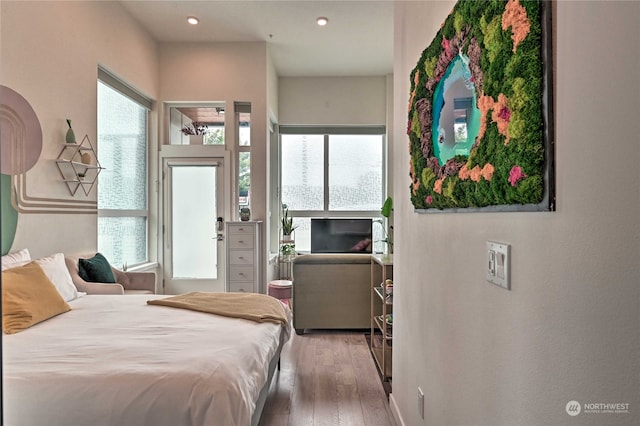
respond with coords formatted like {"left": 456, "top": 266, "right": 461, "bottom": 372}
{"left": 119, "top": 0, "right": 394, "bottom": 77}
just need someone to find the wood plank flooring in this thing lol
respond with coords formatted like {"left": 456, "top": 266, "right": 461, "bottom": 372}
{"left": 259, "top": 331, "right": 396, "bottom": 426}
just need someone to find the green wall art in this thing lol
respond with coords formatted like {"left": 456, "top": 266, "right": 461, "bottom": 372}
{"left": 407, "top": 0, "right": 554, "bottom": 212}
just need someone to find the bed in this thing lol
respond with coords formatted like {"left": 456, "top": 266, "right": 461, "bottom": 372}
{"left": 3, "top": 294, "right": 291, "bottom": 426}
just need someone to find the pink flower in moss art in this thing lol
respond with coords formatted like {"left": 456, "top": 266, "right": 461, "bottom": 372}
{"left": 498, "top": 106, "right": 511, "bottom": 121}
{"left": 426, "top": 195, "right": 433, "bottom": 205}
{"left": 442, "top": 37, "right": 452, "bottom": 59}
{"left": 508, "top": 166, "right": 527, "bottom": 187}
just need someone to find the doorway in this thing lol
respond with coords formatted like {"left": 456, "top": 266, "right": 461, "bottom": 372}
{"left": 163, "top": 158, "right": 225, "bottom": 294}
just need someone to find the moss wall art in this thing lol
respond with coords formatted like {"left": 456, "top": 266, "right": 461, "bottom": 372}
{"left": 408, "top": 0, "right": 554, "bottom": 212}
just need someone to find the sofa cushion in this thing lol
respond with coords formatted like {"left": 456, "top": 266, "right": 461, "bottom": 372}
{"left": 78, "top": 253, "right": 116, "bottom": 283}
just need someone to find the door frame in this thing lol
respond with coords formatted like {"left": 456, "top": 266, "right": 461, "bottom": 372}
{"left": 159, "top": 147, "right": 231, "bottom": 294}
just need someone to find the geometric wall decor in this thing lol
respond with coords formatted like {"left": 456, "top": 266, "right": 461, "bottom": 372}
{"left": 55, "top": 134, "right": 103, "bottom": 196}
{"left": 407, "top": 0, "right": 554, "bottom": 212}
{"left": 1, "top": 84, "right": 97, "bottom": 254}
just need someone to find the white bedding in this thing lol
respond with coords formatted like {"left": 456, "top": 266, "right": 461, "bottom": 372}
{"left": 3, "top": 294, "right": 291, "bottom": 426}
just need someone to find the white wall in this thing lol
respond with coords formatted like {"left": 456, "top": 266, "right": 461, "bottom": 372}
{"left": 0, "top": 1, "right": 159, "bottom": 258}
{"left": 391, "top": 2, "right": 640, "bottom": 426}
{"left": 158, "top": 42, "right": 270, "bottom": 285}
{"left": 158, "top": 42, "right": 268, "bottom": 223}
{"left": 278, "top": 76, "right": 388, "bottom": 125}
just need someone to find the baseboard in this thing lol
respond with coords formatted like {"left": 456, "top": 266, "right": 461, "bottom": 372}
{"left": 389, "top": 392, "right": 406, "bottom": 426}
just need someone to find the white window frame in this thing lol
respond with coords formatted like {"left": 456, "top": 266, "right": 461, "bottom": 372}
{"left": 278, "top": 125, "right": 388, "bottom": 252}
{"left": 236, "top": 102, "right": 251, "bottom": 211}
{"left": 97, "top": 68, "right": 153, "bottom": 267}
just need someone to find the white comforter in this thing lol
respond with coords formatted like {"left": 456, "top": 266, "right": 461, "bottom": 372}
{"left": 3, "top": 294, "right": 291, "bottom": 426}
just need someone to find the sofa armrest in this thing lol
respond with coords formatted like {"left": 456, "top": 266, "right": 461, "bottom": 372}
{"left": 113, "top": 269, "right": 156, "bottom": 293}
{"left": 76, "top": 281, "right": 125, "bottom": 295}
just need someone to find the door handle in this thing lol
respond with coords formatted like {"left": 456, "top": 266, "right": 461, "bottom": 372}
{"left": 216, "top": 233, "right": 224, "bottom": 241}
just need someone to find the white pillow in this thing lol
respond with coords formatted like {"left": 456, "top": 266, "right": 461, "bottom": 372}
{"left": 33, "top": 253, "right": 78, "bottom": 302}
{"left": 1, "top": 248, "right": 31, "bottom": 271}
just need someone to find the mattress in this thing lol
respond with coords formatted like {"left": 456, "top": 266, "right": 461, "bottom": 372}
{"left": 3, "top": 294, "right": 291, "bottom": 426}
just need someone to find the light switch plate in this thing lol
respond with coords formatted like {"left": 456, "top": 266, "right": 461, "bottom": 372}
{"left": 487, "top": 241, "right": 510, "bottom": 290}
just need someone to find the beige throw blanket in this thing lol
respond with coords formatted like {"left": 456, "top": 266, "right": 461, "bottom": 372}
{"left": 147, "top": 292, "right": 288, "bottom": 326}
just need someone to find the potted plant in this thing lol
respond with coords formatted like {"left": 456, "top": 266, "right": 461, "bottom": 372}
{"left": 281, "top": 204, "right": 297, "bottom": 240}
{"left": 181, "top": 121, "right": 209, "bottom": 144}
{"left": 380, "top": 196, "right": 393, "bottom": 255}
{"left": 280, "top": 204, "right": 297, "bottom": 261}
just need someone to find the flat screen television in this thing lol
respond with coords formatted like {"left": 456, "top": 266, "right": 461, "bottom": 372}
{"left": 310, "top": 218, "right": 373, "bottom": 254}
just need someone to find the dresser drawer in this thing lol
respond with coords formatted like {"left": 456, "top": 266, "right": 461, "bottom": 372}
{"left": 228, "top": 250, "right": 254, "bottom": 265}
{"left": 227, "top": 224, "right": 255, "bottom": 235}
{"left": 228, "top": 233, "right": 255, "bottom": 250}
{"left": 228, "top": 266, "right": 254, "bottom": 282}
{"left": 228, "top": 282, "right": 254, "bottom": 293}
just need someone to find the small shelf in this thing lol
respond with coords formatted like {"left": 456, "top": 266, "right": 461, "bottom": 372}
{"left": 55, "top": 134, "right": 104, "bottom": 196}
{"left": 374, "top": 315, "right": 393, "bottom": 339}
{"left": 370, "top": 345, "right": 393, "bottom": 379}
{"left": 374, "top": 286, "right": 393, "bottom": 305}
{"left": 370, "top": 255, "right": 393, "bottom": 381}
{"left": 278, "top": 236, "right": 296, "bottom": 280}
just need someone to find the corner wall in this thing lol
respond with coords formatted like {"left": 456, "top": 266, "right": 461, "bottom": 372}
{"left": 391, "top": 1, "right": 639, "bottom": 426}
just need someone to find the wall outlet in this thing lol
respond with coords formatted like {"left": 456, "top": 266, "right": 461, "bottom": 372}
{"left": 486, "top": 241, "right": 510, "bottom": 290}
{"left": 418, "top": 387, "right": 424, "bottom": 419}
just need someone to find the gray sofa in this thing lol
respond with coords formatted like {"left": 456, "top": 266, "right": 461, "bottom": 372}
{"left": 292, "top": 254, "right": 371, "bottom": 335}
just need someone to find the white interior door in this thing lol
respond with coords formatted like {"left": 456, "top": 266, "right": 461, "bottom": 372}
{"left": 163, "top": 159, "right": 225, "bottom": 294}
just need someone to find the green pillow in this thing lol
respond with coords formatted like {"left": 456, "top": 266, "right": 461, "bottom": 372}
{"left": 78, "top": 253, "right": 116, "bottom": 283}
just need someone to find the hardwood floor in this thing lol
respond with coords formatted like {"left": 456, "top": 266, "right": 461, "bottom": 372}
{"left": 259, "top": 331, "right": 396, "bottom": 426}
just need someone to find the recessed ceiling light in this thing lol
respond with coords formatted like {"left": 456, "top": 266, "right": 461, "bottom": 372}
{"left": 316, "top": 17, "right": 329, "bottom": 26}
{"left": 187, "top": 16, "right": 199, "bottom": 25}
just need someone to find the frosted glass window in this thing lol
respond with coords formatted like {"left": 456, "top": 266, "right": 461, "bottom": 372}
{"left": 328, "top": 135, "right": 383, "bottom": 211}
{"left": 280, "top": 128, "right": 386, "bottom": 253}
{"left": 171, "top": 166, "right": 218, "bottom": 279}
{"left": 97, "top": 217, "right": 147, "bottom": 269}
{"left": 281, "top": 135, "right": 324, "bottom": 210}
{"left": 97, "top": 81, "right": 148, "bottom": 267}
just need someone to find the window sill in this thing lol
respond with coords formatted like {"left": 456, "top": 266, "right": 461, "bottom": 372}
{"left": 126, "top": 262, "right": 158, "bottom": 272}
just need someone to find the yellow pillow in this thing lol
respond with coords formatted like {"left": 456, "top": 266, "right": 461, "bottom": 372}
{"left": 2, "top": 261, "right": 71, "bottom": 334}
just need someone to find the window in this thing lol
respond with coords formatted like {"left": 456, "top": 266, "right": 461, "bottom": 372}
{"left": 97, "top": 70, "right": 151, "bottom": 268}
{"left": 168, "top": 105, "right": 225, "bottom": 145}
{"left": 280, "top": 126, "right": 386, "bottom": 253}
{"left": 237, "top": 102, "right": 251, "bottom": 208}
